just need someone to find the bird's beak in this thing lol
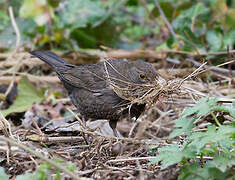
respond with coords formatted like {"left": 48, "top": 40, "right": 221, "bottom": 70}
{"left": 156, "top": 76, "right": 167, "bottom": 86}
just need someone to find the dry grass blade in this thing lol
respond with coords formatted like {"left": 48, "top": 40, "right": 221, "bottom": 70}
{"left": 180, "top": 62, "right": 207, "bottom": 84}
{"left": 0, "top": 136, "right": 82, "bottom": 180}
{"left": 103, "top": 58, "right": 233, "bottom": 110}
{"left": 103, "top": 59, "right": 167, "bottom": 105}
{"left": 165, "top": 59, "right": 235, "bottom": 104}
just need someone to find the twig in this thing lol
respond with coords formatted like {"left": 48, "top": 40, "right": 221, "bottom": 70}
{"left": 180, "top": 62, "right": 207, "bottom": 84}
{"left": 4, "top": 75, "right": 15, "bottom": 97}
{"left": 186, "top": 58, "right": 235, "bottom": 75}
{"left": 67, "top": 108, "right": 87, "bottom": 130}
{"left": 161, "top": 49, "right": 235, "bottom": 56}
{"left": 26, "top": 135, "right": 84, "bottom": 143}
{"left": 184, "top": 30, "right": 201, "bottom": 56}
{"left": 9, "top": 6, "right": 21, "bottom": 52}
{"left": 0, "top": 58, "right": 43, "bottom": 68}
{"left": 1, "top": 49, "right": 235, "bottom": 66}
{"left": 62, "top": 109, "right": 164, "bottom": 145}
{"left": 2, "top": 7, "right": 21, "bottom": 99}
{"left": 0, "top": 111, "right": 13, "bottom": 138}
{"left": 210, "top": 111, "right": 221, "bottom": 127}
{"left": 0, "top": 136, "right": 82, "bottom": 180}
{"left": 0, "top": 111, "right": 14, "bottom": 164}
{"left": 128, "top": 122, "right": 138, "bottom": 138}
{"left": 0, "top": 75, "right": 60, "bottom": 85}
{"left": 136, "top": 160, "right": 144, "bottom": 180}
{"left": 196, "top": 156, "right": 213, "bottom": 160}
{"left": 226, "top": 45, "right": 233, "bottom": 76}
{"left": 154, "top": 0, "right": 176, "bottom": 38}
{"left": 106, "top": 156, "right": 156, "bottom": 163}
{"left": 140, "top": 0, "right": 159, "bottom": 26}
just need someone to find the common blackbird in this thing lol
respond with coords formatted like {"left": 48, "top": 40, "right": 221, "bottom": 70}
{"left": 30, "top": 51, "right": 165, "bottom": 136}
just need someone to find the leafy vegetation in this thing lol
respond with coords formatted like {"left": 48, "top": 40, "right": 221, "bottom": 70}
{"left": 2, "top": 77, "right": 44, "bottom": 116}
{"left": 0, "top": 161, "right": 77, "bottom": 180}
{"left": 0, "top": 0, "right": 234, "bottom": 179}
{"left": 0, "top": 167, "right": 9, "bottom": 180}
{"left": 151, "top": 98, "right": 235, "bottom": 179}
{"left": 0, "top": 0, "right": 234, "bottom": 53}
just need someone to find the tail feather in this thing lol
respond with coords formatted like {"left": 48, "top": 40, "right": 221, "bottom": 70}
{"left": 30, "top": 50, "right": 78, "bottom": 91}
{"left": 30, "top": 51, "right": 69, "bottom": 69}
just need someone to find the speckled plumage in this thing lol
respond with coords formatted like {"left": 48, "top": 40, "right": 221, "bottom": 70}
{"left": 30, "top": 51, "right": 161, "bottom": 136}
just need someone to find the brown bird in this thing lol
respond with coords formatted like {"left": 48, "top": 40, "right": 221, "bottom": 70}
{"left": 30, "top": 51, "right": 165, "bottom": 136}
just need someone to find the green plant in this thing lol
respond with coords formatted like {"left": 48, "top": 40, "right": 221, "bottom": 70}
{"left": 151, "top": 97, "right": 235, "bottom": 180}
{"left": 0, "top": 160, "right": 77, "bottom": 180}
{"left": 0, "top": 0, "right": 124, "bottom": 50}
{"left": 0, "top": 0, "right": 234, "bottom": 54}
{"left": 2, "top": 76, "right": 44, "bottom": 117}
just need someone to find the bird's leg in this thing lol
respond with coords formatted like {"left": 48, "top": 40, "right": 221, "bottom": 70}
{"left": 80, "top": 116, "right": 89, "bottom": 145}
{"left": 109, "top": 120, "right": 119, "bottom": 137}
{"left": 81, "top": 116, "right": 87, "bottom": 126}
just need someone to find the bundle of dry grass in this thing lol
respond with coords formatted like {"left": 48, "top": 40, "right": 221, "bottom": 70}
{"left": 103, "top": 60, "right": 209, "bottom": 117}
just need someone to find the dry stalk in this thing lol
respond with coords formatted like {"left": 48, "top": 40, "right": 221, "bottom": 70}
{"left": 103, "top": 60, "right": 168, "bottom": 104}
{"left": 0, "top": 7, "right": 24, "bottom": 102}
{"left": 103, "top": 59, "right": 206, "bottom": 111}
{"left": 102, "top": 57, "right": 235, "bottom": 115}
{"left": 0, "top": 136, "right": 82, "bottom": 180}
{"left": 0, "top": 111, "right": 13, "bottom": 138}
{"left": 64, "top": 108, "right": 165, "bottom": 145}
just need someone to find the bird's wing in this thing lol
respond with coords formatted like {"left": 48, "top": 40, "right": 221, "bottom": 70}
{"left": 58, "top": 59, "right": 134, "bottom": 92}
{"left": 58, "top": 63, "right": 108, "bottom": 92}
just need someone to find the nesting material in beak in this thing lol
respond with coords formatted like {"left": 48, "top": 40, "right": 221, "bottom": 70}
{"left": 156, "top": 76, "right": 167, "bottom": 87}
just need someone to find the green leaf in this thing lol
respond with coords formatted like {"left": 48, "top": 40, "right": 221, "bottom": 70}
{"left": 169, "top": 117, "right": 195, "bottom": 138}
{"left": 188, "top": 125, "right": 235, "bottom": 153}
{"left": 206, "top": 30, "right": 223, "bottom": 51}
{"left": 58, "top": 0, "right": 106, "bottom": 30}
{"left": 1, "top": 77, "right": 44, "bottom": 116}
{"left": 0, "top": 18, "right": 35, "bottom": 49}
{"left": 155, "top": 42, "right": 169, "bottom": 50}
{"left": 0, "top": 167, "right": 9, "bottom": 180}
{"left": 182, "top": 97, "right": 218, "bottom": 117}
{"left": 182, "top": 27, "right": 204, "bottom": 47}
{"left": 206, "top": 154, "right": 235, "bottom": 173}
{"left": 177, "top": 162, "right": 230, "bottom": 180}
{"left": 0, "top": 10, "right": 9, "bottom": 30}
{"left": 213, "top": 105, "right": 235, "bottom": 118}
{"left": 223, "top": 30, "right": 235, "bottom": 49}
{"left": 151, "top": 144, "right": 182, "bottom": 169}
{"left": 169, "top": 97, "right": 221, "bottom": 138}
{"left": 173, "top": 3, "right": 208, "bottom": 31}
{"left": 151, "top": 143, "right": 196, "bottom": 169}
{"left": 15, "top": 173, "right": 35, "bottom": 180}
{"left": 20, "top": 0, "right": 54, "bottom": 26}
{"left": 169, "top": 97, "right": 235, "bottom": 139}
{"left": 179, "top": 156, "right": 234, "bottom": 180}
{"left": 178, "top": 163, "right": 210, "bottom": 180}
{"left": 123, "top": 25, "right": 151, "bottom": 41}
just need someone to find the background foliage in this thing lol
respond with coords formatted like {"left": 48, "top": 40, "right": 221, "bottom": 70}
{"left": 0, "top": 0, "right": 234, "bottom": 53}
{"left": 0, "top": 0, "right": 234, "bottom": 179}
{"left": 151, "top": 98, "right": 235, "bottom": 179}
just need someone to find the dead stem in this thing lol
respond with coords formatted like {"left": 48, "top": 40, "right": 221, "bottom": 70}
{"left": 0, "top": 136, "right": 82, "bottom": 180}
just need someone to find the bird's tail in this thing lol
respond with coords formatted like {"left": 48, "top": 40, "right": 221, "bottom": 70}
{"left": 30, "top": 51, "right": 70, "bottom": 70}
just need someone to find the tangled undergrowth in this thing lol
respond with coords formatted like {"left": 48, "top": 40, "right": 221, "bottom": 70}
{"left": 0, "top": 0, "right": 235, "bottom": 179}
{"left": 0, "top": 48, "right": 234, "bottom": 179}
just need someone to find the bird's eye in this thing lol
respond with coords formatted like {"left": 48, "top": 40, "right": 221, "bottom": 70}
{"left": 139, "top": 73, "right": 146, "bottom": 80}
